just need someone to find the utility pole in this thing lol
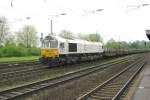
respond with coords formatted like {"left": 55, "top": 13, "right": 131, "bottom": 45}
{"left": 48, "top": 13, "right": 66, "bottom": 35}
{"left": 50, "top": 20, "right": 53, "bottom": 35}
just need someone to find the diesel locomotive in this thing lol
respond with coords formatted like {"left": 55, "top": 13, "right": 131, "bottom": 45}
{"left": 39, "top": 34, "right": 103, "bottom": 66}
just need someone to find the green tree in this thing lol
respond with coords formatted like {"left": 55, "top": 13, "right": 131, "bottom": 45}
{"left": 59, "top": 30, "right": 74, "bottom": 39}
{"left": 16, "top": 25, "right": 38, "bottom": 48}
{"left": 129, "top": 40, "right": 149, "bottom": 49}
{"left": 106, "top": 39, "right": 131, "bottom": 50}
{"left": 105, "top": 39, "right": 150, "bottom": 50}
{"left": 105, "top": 39, "right": 120, "bottom": 50}
{"left": 118, "top": 41, "right": 129, "bottom": 49}
{"left": 77, "top": 33, "right": 89, "bottom": 40}
{"left": 0, "top": 16, "right": 9, "bottom": 46}
{"left": 88, "top": 33, "right": 103, "bottom": 42}
{"left": 77, "top": 32, "right": 103, "bottom": 42}
{"left": 5, "top": 34, "right": 16, "bottom": 46}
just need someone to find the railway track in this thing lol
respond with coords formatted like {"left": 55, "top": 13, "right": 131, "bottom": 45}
{"left": 0, "top": 56, "right": 137, "bottom": 100}
{"left": 0, "top": 61, "right": 41, "bottom": 75}
{"left": 77, "top": 59, "right": 146, "bottom": 100}
{"left": 0, "top": 64, "right": 45, "bottom": 76}
{"left": 0, "top": 60, "right": 40, "bottom": 70}
{"left": 0, "top": 64, "right": 48, "bottom": 83}
{"left": 0, "top": 57, "right": 117, "bottom": 74}
{"left": 0, "top": 55, "right": 138, "bottom": 94}
{"left": 0, "top": 54, "right": 141, "bottom": 73}
{"left": 0, "top": 55, "right": 136, "bottom": 84}
{"left": 0, "top": 54, "right": 142, "bottom": 76}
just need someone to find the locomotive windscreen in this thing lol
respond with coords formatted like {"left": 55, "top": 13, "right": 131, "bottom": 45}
{"left": 50, "top": 40, "right": 58, "bottom": 48}
{"left": 69, "top": 43, "right": 77, "bottom": 52}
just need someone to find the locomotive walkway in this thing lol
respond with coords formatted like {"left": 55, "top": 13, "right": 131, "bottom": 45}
{"left": 131, "top": 60, "right": 150, "bottom": 100}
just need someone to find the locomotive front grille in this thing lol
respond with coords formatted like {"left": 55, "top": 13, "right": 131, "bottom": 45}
{"left": 41, "top": 48, "right": 59, "bottom": 58}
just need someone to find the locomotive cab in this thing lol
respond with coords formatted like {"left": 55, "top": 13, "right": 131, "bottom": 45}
{"left": 41, "top": 35, "right": 59, "bottom": 58}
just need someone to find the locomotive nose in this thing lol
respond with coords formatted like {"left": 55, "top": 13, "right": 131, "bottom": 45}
{"left": 41, "top": 48, "right": 59, "bottom": 58}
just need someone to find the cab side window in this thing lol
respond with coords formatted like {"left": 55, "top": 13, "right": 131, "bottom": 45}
{"left": 69, "top": 43, "right": 77, "bottom": 52}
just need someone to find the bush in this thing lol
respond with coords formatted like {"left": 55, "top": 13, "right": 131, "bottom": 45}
{"left": 27, "top": 48, "right": 40, "bottom": 56}
{"left": 0, "top": 45, "right": 40, "bottom": 57}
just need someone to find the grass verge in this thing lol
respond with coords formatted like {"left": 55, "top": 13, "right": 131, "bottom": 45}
{"left": 0, "top": 56, "right": 39, "bottom": 62}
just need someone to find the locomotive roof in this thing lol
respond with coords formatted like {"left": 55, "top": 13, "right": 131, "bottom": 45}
{"left": 54, "top": 35, "right": 103, "bottom": 45}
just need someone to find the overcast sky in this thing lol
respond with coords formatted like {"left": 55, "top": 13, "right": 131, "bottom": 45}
{"left": 0, "top": 0, "right": 150, "bottom": 43}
